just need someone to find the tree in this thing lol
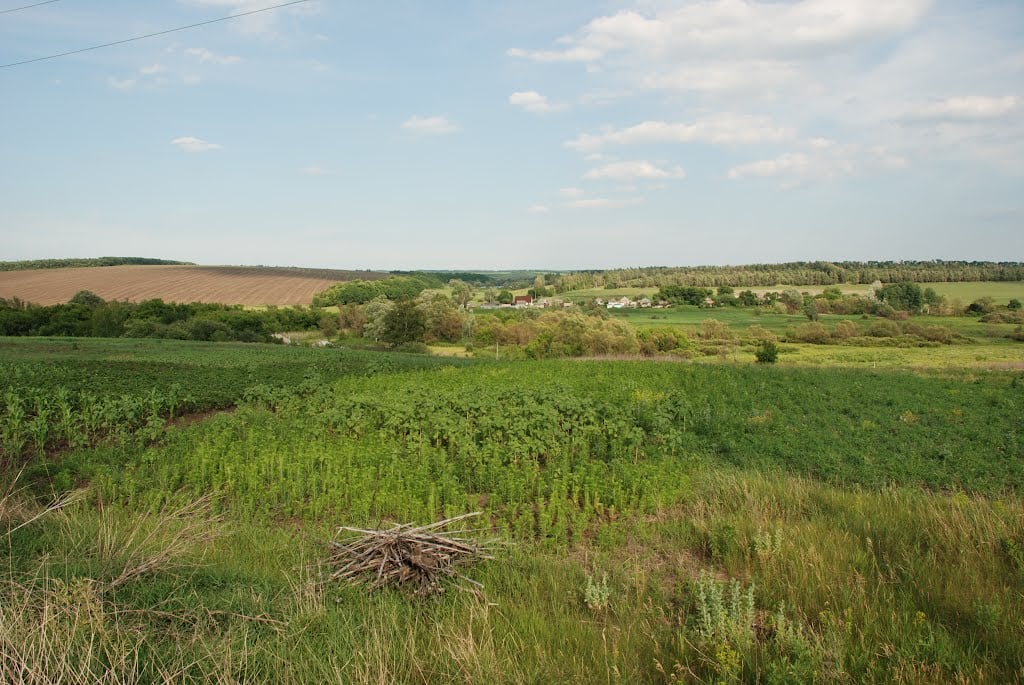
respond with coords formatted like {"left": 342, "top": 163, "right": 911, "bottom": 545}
{"left": 737, "top": 290, "right": 759, "bottom": 306}
{"left": 449, "top": 279, "right": 472, "bottom": 309}
{"left": 92, "top": 302, "right": 128, "bottom": 338}
{"left": 319, "top": 313, "right": 340, "bottom": 338}
{"left": 69, "top": 290, "right": 104, "bottom": 309}
{"left": 803, "top": 299, "right": 820, "bottom": 321}
{"left": 496, "top": 290, "right": 514, "bottom": 305}
{"left": 876, "top": 282, "right": 924, "bottom": 314}
{"left": 1008, "top": 299, "right": 1022, "bottom": 311}
{"left": 382, "top": 299, "right": 426, "bottom": 346}
{"left": 363, "top": 297, "right": 393, "bottom": 341}
{"left": 657, "top": 285, "right": 712, "bottom": 306}
{"left": 780, "top": 289, "right": 803, "bottom": 314}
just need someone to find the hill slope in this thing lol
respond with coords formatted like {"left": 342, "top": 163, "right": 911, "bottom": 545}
{"left": 0, "top": 265, "right": 386, "bottom": 306}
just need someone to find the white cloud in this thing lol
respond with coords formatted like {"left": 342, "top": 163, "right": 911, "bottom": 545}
{"left": 527, "top": 205, "right": 550, "bottom": 213}
{"left": 584, "top": 160, "right": 685, "bottom": 181}
{"left": 727, "top": 143, "right": 908, "bottom": 184}
{"left": 182, "top": 74, "right": 202, "bottom": 86}
{"left": 139, "top": 64, "right": 166, "bottom": 75}
{"left": 907, "top": 95, "right": 1019, "bottom": 121}
{"left": 640, "top": 60, "right": 802, "bottom": 94}
{"left": 171, "top": 136, "right": 223, "bottom": 152}
{"left": 558, "top": 187, "right": 585, "bottom": 198}
{"left": 508, "top": 91, "right": 567, "bottom": 113}
{"left": 566, "top": 115, "right": 795, "bottom": 152}
{"left": 106, "top": 77, "right": 136, "bottom": 91}
{"left": 506, "top": 46, "right": 601, "bottom": 63}
{"left": 185, "top": 47, "right": 242, "bottom": 65}
{"left": 565, "top": 197, "right": 642, "bottom": 209}
{"left": 401, "top": 115, "right": 459, "bottom": 135}
{"left": 303, "top": 166, "right": 336, "bottom": 176}
{"left": 511, "top": 1, "right": 932, "bottom": 65}
{"left": 728, "top": 153, "right": 814, "bottom": 180}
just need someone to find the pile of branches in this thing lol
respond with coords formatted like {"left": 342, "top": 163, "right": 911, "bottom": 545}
{"left": 328, "top": 512, "right": 492, "bottom": 596}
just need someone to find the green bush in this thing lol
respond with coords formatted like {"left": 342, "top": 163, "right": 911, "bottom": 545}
{"left": 755, "top": 340, "right": 779, "bottom": 363}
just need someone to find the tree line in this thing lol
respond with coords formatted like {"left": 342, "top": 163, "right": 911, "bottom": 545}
{"left": 0, "top": 291, "right": 325, "bottom": 342}
{"left": 0, "top": 257, "right": 192, "bottom": 271}
{"left": 554, "top": 261, "right": 1024, "bottom": 291}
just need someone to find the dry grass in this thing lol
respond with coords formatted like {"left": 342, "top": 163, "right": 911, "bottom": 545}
{"left": 0, "top": 494, "right": 230, "bottom": 684}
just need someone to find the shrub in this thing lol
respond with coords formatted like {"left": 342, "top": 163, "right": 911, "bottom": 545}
{"left": 967, "top": 297, "right": 996, "bottom": 315}
{"left": 583, "top": 573, "right": 612, "bottom": 612}
{"left": 867, "top": 320, "right": 901, "bottom": 338}
{"left": 981, "top": 311, "right": 1024, "bottom": 325}
{"left": 746, "top": 325, "right": 777, "bottom": 343}
{"left": 920, "top": 325, "right": 955, "bottom": 344}
{"left": 755, "top": 340, "right": 779, "bottom": 363}
{"left": 700, "top": 319, "right": 735, "bottom": 341}
{"left": 792, "top": 322, "right": 831, "bottom": 344}
{"left": 832, "top": 320, "right": 860, "bottom": 339}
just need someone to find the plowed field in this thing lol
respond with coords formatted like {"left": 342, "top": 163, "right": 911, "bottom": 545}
{"left": 0, "top": 265, "right": 385, "bottom": 306}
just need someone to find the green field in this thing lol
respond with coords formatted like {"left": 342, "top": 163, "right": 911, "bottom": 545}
{"left": 600, "top": 307, "right": 1023, "bottom": 370}
{"left": 2, "top": 337, "right": 1024, "bottom": 682}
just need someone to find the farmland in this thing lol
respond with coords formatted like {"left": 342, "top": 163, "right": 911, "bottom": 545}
{"left": 0, "top": 264, "right": 387, "bottom": 306}
{"left": 2, "top": 335, "right": 1024, "bottom": 683}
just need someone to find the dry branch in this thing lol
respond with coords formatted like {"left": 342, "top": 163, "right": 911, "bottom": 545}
{"left": 328, "top": 512, "right": 492, "bottom": 596}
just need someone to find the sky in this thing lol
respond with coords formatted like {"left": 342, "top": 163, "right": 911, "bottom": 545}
{"left": 1, "top": 0, "right": 1022, "bottom": 270}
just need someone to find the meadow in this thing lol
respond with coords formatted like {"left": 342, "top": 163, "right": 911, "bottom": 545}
{"left": 2, "top": 338, "right": 1023, "bottom": 683}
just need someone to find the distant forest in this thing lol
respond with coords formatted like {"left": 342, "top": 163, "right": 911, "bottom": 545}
{"left": 0, "top": 257, "right": 193, "bottom": 271}
{"left": 556, "top": 261, "right": 1024, "bottom": 291}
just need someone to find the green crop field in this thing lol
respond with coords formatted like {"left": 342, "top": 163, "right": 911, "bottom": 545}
{"left": 2, "top": 338, "right": 1024, "bottom": 683}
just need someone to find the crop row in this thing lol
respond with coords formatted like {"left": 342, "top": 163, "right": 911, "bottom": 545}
{"left": 1, "top": 385, "right": 191, "bottom": 459}
{"left": 84, "top": 361, "right": 1024, "bottom": 543}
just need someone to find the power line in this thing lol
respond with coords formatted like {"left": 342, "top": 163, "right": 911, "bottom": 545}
{"left": 0, "top": 0, "right": 63, "bottom": 16}
{"left": 0, "top": 0, "right": 314, "bottom": 68}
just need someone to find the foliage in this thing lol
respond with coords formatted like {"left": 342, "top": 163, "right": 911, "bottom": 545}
{"left": 312, "top": 274, "right": 442, "bottom": 306}
{"left": 0, "top": 257, "right": 192, "bottom": 271}
{"left": 583, "top": 573, "right": 612, "bottom": 612}
{"left": 657, "top": 285, "right": 713, "bottom": 306}
{"left": 755, "top": 340, "right": 779, "bottom": 363}
{"left": 0, "top": 294, "right": 329, "bottom": 343}
{"left": 876, "top": 282, "right": 925, "bottom": 313}
{"left": 382, "top": 300, "right": 428, "bottom": 346}
{"left": 0, "top": 338, "right": 468, "bottom": 462}
{"left": 555, "top": 261, "right": 1024, "bottom": 292}
{"left": 473, "top": 311, "right": 639, "bottom": 358}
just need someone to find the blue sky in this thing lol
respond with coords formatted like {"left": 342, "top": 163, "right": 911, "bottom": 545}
{"left": 1, "top": 0, "right": 1021, "bottom": 270}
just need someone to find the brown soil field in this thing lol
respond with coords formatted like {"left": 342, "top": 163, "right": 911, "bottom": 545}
{"left": 0, "top": 265, "right": 386, "bottom": 306}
